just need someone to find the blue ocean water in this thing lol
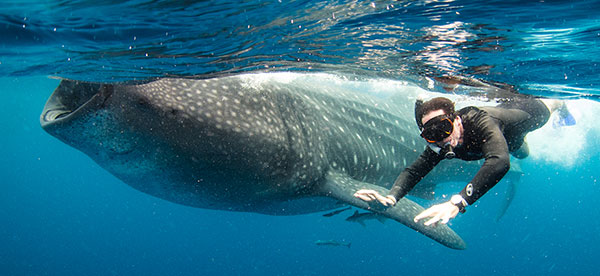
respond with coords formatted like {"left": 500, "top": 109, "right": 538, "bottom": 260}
{"left": 1, "top": 1, "right": 600, "bottom": 275}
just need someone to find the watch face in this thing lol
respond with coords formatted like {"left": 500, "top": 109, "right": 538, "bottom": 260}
{"left": 451, "top": 195, "right": 467, "bottom": 213}
{"left": 451, "top": 195, "right": 463, "bottom": 205}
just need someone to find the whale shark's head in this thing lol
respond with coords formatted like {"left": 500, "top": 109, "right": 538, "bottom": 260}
{"left": 40, "top": 78, "right": 325, "bottom": 209}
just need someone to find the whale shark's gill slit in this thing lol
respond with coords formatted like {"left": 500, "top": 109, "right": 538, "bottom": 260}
{"left": 274, "top": 95, "right": 296, "bottom": 171}
{"left": 99, "top": 85, "right": 114, "bottom": 107}
{"left": 274, "top": 91, "right": 323, "bottom": 194}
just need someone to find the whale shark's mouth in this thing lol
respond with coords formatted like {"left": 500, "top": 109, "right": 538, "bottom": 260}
{"left": 40, "top": 80, "right": 114, "bottom": 127}
{"left": 43, "top": 109, "right": 70, "bottom": 121}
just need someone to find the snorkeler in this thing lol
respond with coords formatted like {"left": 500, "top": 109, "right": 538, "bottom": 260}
{"left": 354, "top": 96, "right": 574, "bottom": 226}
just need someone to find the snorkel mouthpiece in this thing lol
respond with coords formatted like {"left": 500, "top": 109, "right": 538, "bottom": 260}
{"left": 443, "top": 145, "right": 456, "bottom": 159}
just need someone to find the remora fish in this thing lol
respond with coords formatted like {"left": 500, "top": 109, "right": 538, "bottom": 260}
{"left": 40, "top": 73, "right": 520, "bottom": 249}
{"left": 345, "top": 210, "right": 387, "bottom": 227}
{"left": 322, "top": 206, "right": 351, "bottom": 217}
{"left": 315, "top": 240, "right": 351, "bottom": 248}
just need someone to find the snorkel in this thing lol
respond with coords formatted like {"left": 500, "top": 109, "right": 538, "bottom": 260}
{"left": 442, "top": 144, "right": 455, "bottom": 159}
{"left": 427, "top": 142, "right": 456, "bottom": 159}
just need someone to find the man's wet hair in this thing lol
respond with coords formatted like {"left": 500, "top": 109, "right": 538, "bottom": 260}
{"left": 415, "top": 97, "right": 455, "bottom": 129}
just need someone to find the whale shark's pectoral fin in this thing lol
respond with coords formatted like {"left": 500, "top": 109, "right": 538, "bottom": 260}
{"left": 318, "top": 171, "right": 467, "bottom": 250}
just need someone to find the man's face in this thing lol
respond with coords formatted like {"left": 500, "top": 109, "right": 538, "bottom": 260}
{"left": 421, "top": 109, "right": 460, "bottom": 148}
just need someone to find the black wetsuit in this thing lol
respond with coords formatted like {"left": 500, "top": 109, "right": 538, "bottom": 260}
{"left": 388, "top": 99, "right": 550, "bottom": 205}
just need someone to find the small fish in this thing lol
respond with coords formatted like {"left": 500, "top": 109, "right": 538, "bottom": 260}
{"left": 322, "top": 206, "right": 351, "bottom": 217}
{"left": 345, "top": 210, "right": 387, "bottom": 227}
{"left": 314, "top": 240, "right": 351, "bottom": 248}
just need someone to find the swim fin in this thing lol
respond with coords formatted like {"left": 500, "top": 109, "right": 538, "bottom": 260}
{"left": 553, "top": 106, "right": 576, "bottom": 127}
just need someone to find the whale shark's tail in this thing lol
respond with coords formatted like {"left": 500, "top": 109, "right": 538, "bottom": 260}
{"left": 318, "top": 171, "right": 467, "bottom": 250}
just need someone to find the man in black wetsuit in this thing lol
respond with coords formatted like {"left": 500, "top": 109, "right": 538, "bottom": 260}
{"left": 354, "top": 96, "right": 571, "bottom": 226}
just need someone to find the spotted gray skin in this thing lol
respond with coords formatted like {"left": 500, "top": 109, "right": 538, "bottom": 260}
{"left": 40, "top": 73, "right": 513, "bottom": 249}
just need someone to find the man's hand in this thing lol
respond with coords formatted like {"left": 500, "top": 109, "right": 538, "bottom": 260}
{"left": 414, "top": 200, "right": 459, "bottom": 226}
{"left": 353, "top": 189, "right": 397, "bottom": 206}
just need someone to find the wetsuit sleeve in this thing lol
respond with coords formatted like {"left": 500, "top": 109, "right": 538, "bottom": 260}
{"left": 459, "top": 119, "right": 511, "bottom": 205}
{"left": 388, "top": 147, "right": 443, "bottom": 201}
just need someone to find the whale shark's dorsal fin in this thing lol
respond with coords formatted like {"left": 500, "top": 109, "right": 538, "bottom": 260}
{"left": 318, "top": 171, "right": 467, "bottom": 250}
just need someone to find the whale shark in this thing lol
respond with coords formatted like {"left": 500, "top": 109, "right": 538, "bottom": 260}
{"left": 39, "top": 73, "right": 522, "bottom": 249}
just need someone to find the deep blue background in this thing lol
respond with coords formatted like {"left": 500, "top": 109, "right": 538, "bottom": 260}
{"left": 2, "top": 0, "right": 600, "bottom": 275}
